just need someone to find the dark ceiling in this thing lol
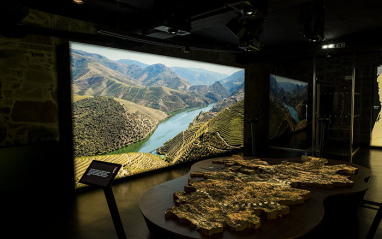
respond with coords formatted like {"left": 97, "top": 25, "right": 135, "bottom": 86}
{"left": 3, "top": 0, "right": 382, "bottom": 54}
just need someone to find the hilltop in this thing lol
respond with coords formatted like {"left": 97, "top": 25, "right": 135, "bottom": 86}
{"left": 72, "top": 96, "right": 162, "bottom": 157}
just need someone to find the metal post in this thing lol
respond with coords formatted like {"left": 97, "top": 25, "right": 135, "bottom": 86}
{"left": 312, "top": 56, "right": 317, "bottom": 155}
{"left": 350, "top": 52, "right": 356, "bottom": 160}
{"left": 366, "top": 203, "right": 382, "bottom": 239}
{"left": 103, "top": 187, "right": 127, "bottom": 239}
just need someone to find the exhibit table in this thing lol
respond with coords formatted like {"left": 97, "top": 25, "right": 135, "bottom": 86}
{"left": 139, "top": 157, "right": 371, "bottom": 239}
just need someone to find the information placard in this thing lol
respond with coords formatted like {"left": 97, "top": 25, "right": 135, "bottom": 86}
{"left": 80, "top": 160, "right": 121, "bottom": 187}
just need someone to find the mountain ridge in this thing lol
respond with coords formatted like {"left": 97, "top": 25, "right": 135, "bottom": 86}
{"left": 71, "top": 49, "right": 242, "bottom": 114}
{"left": 171, "top": 66, "right": 229, "bottom": 86}
{"left": 221, "top": 70, "right": 245, "bottom": 93}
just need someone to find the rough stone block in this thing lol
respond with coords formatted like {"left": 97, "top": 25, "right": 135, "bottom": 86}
{"left": 11, "top": 101, "right": 58, "bottom": 123}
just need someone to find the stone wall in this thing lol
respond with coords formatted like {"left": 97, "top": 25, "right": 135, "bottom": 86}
{"left": 0, "top": 39, "right": 58, "bottom": 146}
{"left": 0, "top": 9, "right": 97, "bottom": 148}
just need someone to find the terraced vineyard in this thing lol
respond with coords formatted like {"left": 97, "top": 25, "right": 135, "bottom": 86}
{"left": 158, "top": 99, "right": 244, "bottom": 164}
{"left": 74, "top": 153, "right": 169, "bottom": 189}
{"left": 207, "top": 101, "right": 244, "bottom": 147}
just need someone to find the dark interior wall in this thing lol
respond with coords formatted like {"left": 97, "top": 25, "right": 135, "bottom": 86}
{"left": 0, "top": 14, "right": 60, "bottom": 199}
{"left": 0, "top": 9, "right": 99, "bottom": 200}
{"left": 0, "top": 39, "right": 61, "bottom": 196}
{"left": 244, "top": 63, "right": 270, "bottom": 156}
{"left": 315, "top": 54, "right": 356, "bottom": 148}
{"left": 314, "top": 52, "right": 382, "bottom": 148}
{"left": 0, "top": 41, "right": 58, "bottom": 147}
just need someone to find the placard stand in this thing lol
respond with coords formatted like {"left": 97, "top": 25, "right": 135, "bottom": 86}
{"left": 79, "top": 160, "right": 126, "bottom": 239}
{"left": 366, "top": 201, "right": 382, "bottom": 239}
{"left": 103, "top": 186, "right": 127, "bottom": 239}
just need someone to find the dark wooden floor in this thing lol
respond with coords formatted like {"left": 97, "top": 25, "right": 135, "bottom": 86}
{"left": 2, "top": 147, "right": 382, "bottom": 239}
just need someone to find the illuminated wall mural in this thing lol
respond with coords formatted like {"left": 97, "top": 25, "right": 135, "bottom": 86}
{"left": 269, "top": 75, "right": 309, "bottom": 149}
{"left": 70, "top": 42, "right": 245, "bottom": 188}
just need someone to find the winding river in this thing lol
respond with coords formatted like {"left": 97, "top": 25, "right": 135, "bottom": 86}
{"left": 109, "top": 103, "right": 217, "bottom": 155}
{"left": 283, "top": 103, "right": 300, "bottom": 123}
{"left": 138, "top": 103, "right": 216, "bottom": 153}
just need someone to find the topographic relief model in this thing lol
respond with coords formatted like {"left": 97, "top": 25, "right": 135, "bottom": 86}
{"left": 165, "top": 155, "right": 358, "bottom": 236}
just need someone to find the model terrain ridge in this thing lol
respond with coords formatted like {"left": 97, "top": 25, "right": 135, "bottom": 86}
{"left": 164, "top": 155, "right": 358, "bottom": 236}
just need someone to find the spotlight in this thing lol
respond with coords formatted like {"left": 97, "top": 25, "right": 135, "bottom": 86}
{"left": 167, "top": 28, "right": 178, "bottom": 34}
{"left": 322, "top": 44, "right": 334, "bottom": 49}
{"left": 321, "top": 43, "right": 345, "bottom": 49}
{"left": 241, "top": 0, "right": 267, "bottom": 17}
{"left": 73, "top": 0, "right": 85, "bottom": 4}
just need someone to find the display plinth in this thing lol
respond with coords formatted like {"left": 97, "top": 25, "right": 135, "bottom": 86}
{"left": 80, "top": 160, "right": 126, "bottom": 239}
{"left": 139, "top": 157, "right": 371, "bottom": 239}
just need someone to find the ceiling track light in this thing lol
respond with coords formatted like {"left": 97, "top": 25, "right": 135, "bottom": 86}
{"left": 321, "top": 42, "right": 345, "bottom": 50}
{"left": 322, "top": 44, "right": 335, "bottom": 49}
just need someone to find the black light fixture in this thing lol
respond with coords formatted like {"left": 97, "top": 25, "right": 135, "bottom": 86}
{"left": 321, "top": 42, "right": 345, "bottom": 57}
{"left": 321, "top": 42, "right": 345, "bottom": 49}
{"left": 300, "top": 0, "right": 325, "bottom": 42}
{"left": 225, "top": 0, "right": 267, "bottom": 51}
{"left": 153, "top": 0, "right": 191, "bottom": 37}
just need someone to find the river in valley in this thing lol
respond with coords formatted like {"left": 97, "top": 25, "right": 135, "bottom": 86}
{"left": 110, "top": 103, "right": 217, "bottom": 155}
{"left": 283, "top": 103, "right": 300, "bottom": 123}
{"left": 138, "top": 103, "right": 216, "bottom": 153}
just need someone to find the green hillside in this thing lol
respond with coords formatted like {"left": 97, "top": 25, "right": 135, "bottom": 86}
{"left": 72, "top": 96, "right": 159, "bottom": 157}
{"left": 72, "top": 94, "right": 92, "bottom": 102}
{"left": 158, "top": 99, "right": 244, "bottom": 164}
{"left": 211, "top": 86, "right": 244, "bottom": 112}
